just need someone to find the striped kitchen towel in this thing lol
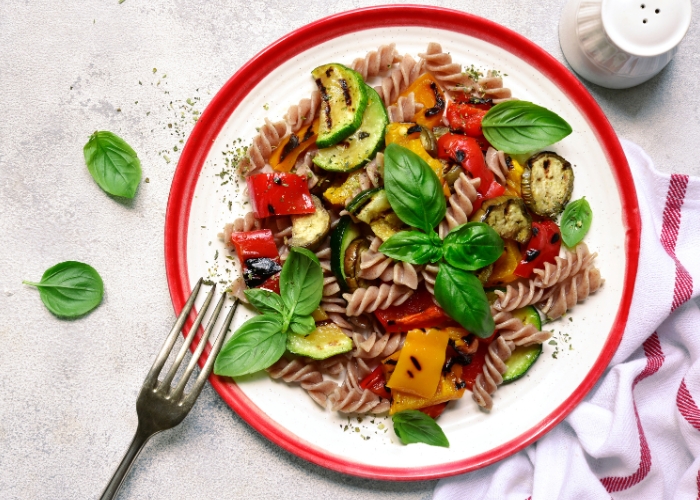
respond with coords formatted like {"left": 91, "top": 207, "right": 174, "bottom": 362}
{"left": 434, "top": 139, "right": 700, "bottom": 500}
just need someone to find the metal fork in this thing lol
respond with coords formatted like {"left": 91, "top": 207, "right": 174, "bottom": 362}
{"left": 100, "top": 279, "right": 238, "bottom": 500}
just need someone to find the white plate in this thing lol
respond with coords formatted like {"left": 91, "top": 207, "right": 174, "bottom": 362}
{"left": 165, "top": 6, "right": 640, "bottom": 480}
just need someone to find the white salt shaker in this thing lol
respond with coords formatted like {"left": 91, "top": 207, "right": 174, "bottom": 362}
{"left": 559, "top": 0, "right": 692, "bottom": 89}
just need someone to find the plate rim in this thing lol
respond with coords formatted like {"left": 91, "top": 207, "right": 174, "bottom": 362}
{"left": 164, "top": 4, "right": 641, "bottom": 480}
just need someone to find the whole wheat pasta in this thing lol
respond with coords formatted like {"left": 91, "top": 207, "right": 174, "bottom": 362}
{"left": 351, "top": 331, "right": 406, "bottom": 359}
{"left": 422, "top": 264, "right": 439, "bottom": 295}
{"left": 228, "top": 277, "right": 248, "bottom": 303}
{"left": 351, "top": 44, "right": 401, "bottom": 80}
{"left": 268, "top": 357, "right": 339, "bottom": 408}
{"left": 237, "top": 119, "right": 288, "bottom": 176}
{"left": 438, "top": 173, "right": 482, "bottom": 238}
{"left": 374, "top": 54, "right": 425, "bottom": 106}
{"left": 492, "top": 307, "right": 552, "bottom": 347}
{"left": 378, "top": 260, "right": 422, "bottom": 290}
{"left": 358, "top": 236, "right": 393, "bottom": 279}
{"left": 472, "top": 336, "right": 513, "bottom": 410}
{"left": 365, "top": 152, "right": 383, "bottom": 187}
{"left": 343, "top": 283, "right": 414, "bottom": 316}
{"left": 387, "top": 93, "right": 424, "bottom": 123}
{"left": 479, "top": 71, "right": 514, "bottom": 103}
{"left": 485, "top": 147, "right": 510, "bottom": 185}
{"left": 284, "top": 90, "right": 321, "bottom": 133}
{"left": 533, "top": 243, "right": 597, "bottom": 288}
{"left": 538, "top": 266, "right": 603, "bottom": 319}
{"left": 329, "top": 358, "right": 390, "bottom": 413}
{"left": 492, "top": 280, "right": 550, "bottom": 312}
{"left": 419, "top": 42, "right": 478, "bottom": 92}
{"left": 293, "top": 150, "right": 319, "bottom": 190}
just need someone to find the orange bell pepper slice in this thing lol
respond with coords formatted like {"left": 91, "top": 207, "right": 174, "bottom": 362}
{"left": 399, "top": 73, "right": 446, "bottom": 129}
{"left": 269, "top": 119, "right": 319, "bottom": 172}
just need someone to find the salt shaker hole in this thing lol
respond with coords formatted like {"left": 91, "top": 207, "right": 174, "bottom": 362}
{"left": 643, "top": 18, "right": 648, "bottom": 23}
{"left": 640, "top": 3, "right": 645, "bottom": 7}
{"left": 655, "top": 8, "right": 660, "bottom": 13}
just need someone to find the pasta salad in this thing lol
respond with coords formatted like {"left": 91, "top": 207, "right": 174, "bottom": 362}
{"left": 214, "top": 43, "right": 602, "bottom": 447}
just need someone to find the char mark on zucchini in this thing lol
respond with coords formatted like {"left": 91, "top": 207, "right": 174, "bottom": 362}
{"left": 339, "top": 79, "right": 352, "bottom": 107}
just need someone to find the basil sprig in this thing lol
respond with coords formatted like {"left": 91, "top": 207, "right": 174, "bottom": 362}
{"left": 214, "top": 247, "right": 323, "bottom": 378}
{"left": 83, "top": 131, "right": 142, "bottom": 198}
{"left": 481, "top": 101, "right": 572, "bottom": 154}
{"left": 23, "top": 261, "right": 104, "bottom": 318}
{"left": 560, "top": 197, "right": 592, "bottom": 247}
{"left": 392, "top": 410, "right": 449, "bottom": 447}
{"left": 380, "top": 145, "right": 502, "bottom": 338}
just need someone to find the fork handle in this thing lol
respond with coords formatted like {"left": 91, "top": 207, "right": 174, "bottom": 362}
{"left": 100, "top": 425, "right": 154, "bottom": 500}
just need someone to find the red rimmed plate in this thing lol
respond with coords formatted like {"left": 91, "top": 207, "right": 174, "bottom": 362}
{"left": 165, "top": 5, "right": 640, "bottom": 480}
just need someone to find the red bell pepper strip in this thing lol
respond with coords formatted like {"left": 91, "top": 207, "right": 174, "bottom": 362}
{"left": 359, "top": 366, "right": 392, "bottom": 399}
{"left": 246, "top": 172, "right": 315, "bottom": 218}
{"left": 514, "top": 220, "right": 562, "bottom": 279}
{"left": 437, "top": 133, "right": 504, "bottom": 198}
{"left": 230, "top": 230, "right": 282, "bottom": 288}
{"left": 374, "top": 288, "right": 454, "bottom": 333}
{"left": 449, "top": 93, "right": 494, "bottom": 110}
{"left": 259, "top": 274, "right": 281, "bottom": 295}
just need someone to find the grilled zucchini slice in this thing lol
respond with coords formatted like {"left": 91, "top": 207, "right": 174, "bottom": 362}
{"left": 313, "top": 84, "right": 387, "bottom": 171}
{"left": 473, "top": 195, "right": 532, "bottom": 244}
{"left": 502, "top": 306, "right": 543, "bottom": 384}
{"left": 522, "top": 151, "right": 574, "bottom": 218}
{"left": 287, "top": 323, "right": 353, "bottom": 360}
{"left": 311, "top": 63, "right": 368, "bottom": 149}
{"left": 288, "top": 195, "right": 330, "bottom": 251}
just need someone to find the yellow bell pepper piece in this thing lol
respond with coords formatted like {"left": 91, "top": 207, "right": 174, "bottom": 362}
{"left": 385, "top": 123, "right": 443, "bottom": 181}
{"left": 386, "top": 328, "right": 449, "bottom": 399}
{"left": 389, "top": 364, "right": 466, "bottom": 415}
{"left": 269, "top": 119, "right": 319, "bottom": 172}
{"left": 369, "top": 213, "right": 404, "bottom": 241}
{"left": 322, "top": 169, "right": 365, "bottom": 206}
{"left": 485, "top": 239, "right": 522, "bottom": 287}
{"left": 502, "top": 158, "right": 524, "bottom": 197}
{"left": 398, "top": 73, "right": 446, "bottom": 129}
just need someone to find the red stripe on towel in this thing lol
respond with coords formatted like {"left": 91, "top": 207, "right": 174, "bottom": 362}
{"left": 600, "top": 334, "right": 665, "bottom": 492}
{"left": 677, "top": 379, "right": 700, "bottom": 432}
{"left": 659, "top": 174, "right": 692, "bottom": 311}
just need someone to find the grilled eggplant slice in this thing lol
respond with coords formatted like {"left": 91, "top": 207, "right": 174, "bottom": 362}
{"left": 288, "top": 195, "right": 330, "bottom": 250}
{"left": 522, "top": 152, "right": 574, "bottom": 218}
{"left": 473, "top": 195, "right": 532, "bottom": 244}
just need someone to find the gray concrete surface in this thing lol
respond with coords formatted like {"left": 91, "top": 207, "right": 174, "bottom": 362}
{"left": 1, "top": 1, "right": 698, "bottom": 499}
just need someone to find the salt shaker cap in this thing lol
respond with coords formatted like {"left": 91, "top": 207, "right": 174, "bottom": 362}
{"left": 601, "top": 0, "right": 692, "bottom": 57}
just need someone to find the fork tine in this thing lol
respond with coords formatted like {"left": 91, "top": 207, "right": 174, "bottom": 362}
{"left": 158, "top": 284, "right": 217, "bottom": 390}
{"left": 144, "top": 278, "right": 203, "bottom": 388}
{"left": 184, "top": 299, "right": 239, "bottom": 406}
{"left": 170, "top": 292, "right": 228, "bottom": 399}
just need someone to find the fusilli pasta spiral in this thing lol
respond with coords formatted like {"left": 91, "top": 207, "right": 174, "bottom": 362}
{"left": 533, "top": 243, "right": 597, "bottom": 288}
{"left": 419, "top": 42, "right": 478, "bottom": 92}
{"left": 329, "top": 359, "right": 391, "bottom": 413}
{"left": 438, "top": 174, "right": 481, "bottom": 238}
{"left": 351, "top": 44, "right": 401, "bottom": 80}
{"left": 538, "top": 266, "right": 603, "bottom": 319}
{"left": 267, "top": 357, "right": 339, "bottom": 408}
{"left": 485, "top": 147, "right": 510, "bottom": 185}
{"left": 374, "top": 54, "right": 424, "bottom": 106}
{"left": 422, "top": 264, "right": 439, "bottom": 295}
{"left": 284, "top": 90, "right": 321, "bottom": 133}
{"left": 471, "top": 336, "right": 513, "bottom": 410}
{"left": 387, "top": 93, "right": 424, "bottom": 123}
{"left": 237, "top": 119, "right": 288, "bottom": 176}
{"left": 479, "top": 71, "right": 514, "bottom": 103}
{"left": 365, "top": 152, "right": 383, "bottom": 187}
{"left": 351, "top": 331, "right": 405, "bottom": 359}
{"left": 343, "top": 283, "right": 414, "bottom": 316}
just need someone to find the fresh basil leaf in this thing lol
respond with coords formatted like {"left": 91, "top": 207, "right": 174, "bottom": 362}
{"left": 83, "top": 131, "right": 142, "bottom": 198}
{"left": 214, "top": 314, "right": 286, "bottom": 377}
{"left": 280, "top": 247, "right": 323, "bottom": 317}
{"left": 244, "top": 288, "right": 286, "bottom": 316}
{"left": 392, "top": 410, "right": 449, "bottom": 447}
{"left": 379, "top": 230, "right": 442, "bottom": 265}
{"left": 443, "top": 222, "right": 504, "bottom": 271}
{"left": 560, "top": 197, "right": 592, "bottom": 247}
{"left": 23, "top": 261, "right": 104, "bottom": 318}
{"left": 384, "top": 143, "right": 446, "bottom": 232}
{"left": 482, "top": 101, "right": 573, "bottom": 154}
{"left": 289, "top": 314, "right": 316, "bottom": 336}
{"left": 434, "top": 263, "right": 494, "bottom": 338}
